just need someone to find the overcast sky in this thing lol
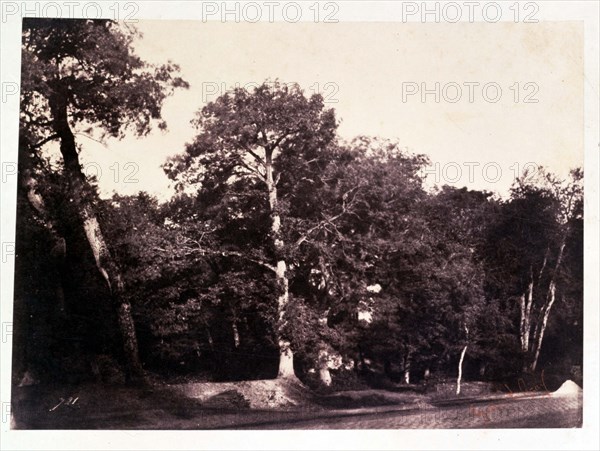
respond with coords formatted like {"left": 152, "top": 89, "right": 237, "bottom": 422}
{"left": 71, "top": 20, "right": 583, "bottom": 201}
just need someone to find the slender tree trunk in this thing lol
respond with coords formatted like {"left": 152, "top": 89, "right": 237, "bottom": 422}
{"left": 530, "top": 283, "right": 557, "bottom": 372}
{"left": 518, "top": 293, "right": 527, "bottom": 353}
{"left": 264, "top": 150, "right": 295, "bottom": 378}
{"left": 49, "top": 91, "right": 145, "bottom": 383}
{"left": 357, "top": 347, "right": 367, "bottom": 372}
{"left": 403, "top": 350, "right": 412, "bottom": 385}
{"left": 529, "top": 240, "right": 567, "bottom": 372}
{"left": 456, "top": 325, "right": 469, "bottom": 395}
{"left": 479, "top": 361, "right": 487, "bottom": 378}
{"left": 519, "top": 266, "right": 535, "bottom": 358}
{"left": 232, "top": 320, "right": 240, "bottom": 348}
{"left": 456, "top": 345, "right": 468, "bottom": 395}
{"left": 202, "top": 318, "right": 215, "bottom": 351}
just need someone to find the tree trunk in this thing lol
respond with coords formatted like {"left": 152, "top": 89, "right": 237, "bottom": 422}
{"left": 479, "top": 361, "right": 487, "bottom": 378}
{"left": 357, "top": 347, "right": 367, "bottom": 372}
{"left": 529, "top": 239, "right": 567, "bottom": 372}
{"left": 202, "top": 318, "right": 215, "bottom": 351}
{"left": 403, "top": 350, "right": 412, "bottom": 385}
{"left": 456, "top": 325, "right": 469, "bottom": 395}
{"left": 456, "top": 344, "right": 468, "bottom": 395}
{"left": 530, "top": 281, "right": 558, "bottom": 372}
{"left": 276, "top": 262, "right": 294, "bottom": 377}
{"left": 519, "top": 266, "right": 535, "bottom": 359}
{"left": 424, "top": 368, "right": 431, "bottom": 380}
{"left": 232, "top": 320, "right": 240, "bottom": 348}
{"left": 49, "top": 91, "right": 145, "bottom": 383}
{"left": 319, "top": 368, "right": 332, "bottom": 386}
{"left": 318, "top": 348, "right": 332, "bottom": 386}
{"left": 264, "top": 149, "right": 295, "bottom": 378}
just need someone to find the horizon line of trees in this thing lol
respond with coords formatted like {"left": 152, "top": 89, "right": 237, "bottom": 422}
{"left": 12, "top": 19, "right": 583, "bottom": 391}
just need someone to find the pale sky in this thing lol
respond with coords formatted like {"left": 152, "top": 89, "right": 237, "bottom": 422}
{"left": 71, "top": 21, "right": 583, "bottom": 200}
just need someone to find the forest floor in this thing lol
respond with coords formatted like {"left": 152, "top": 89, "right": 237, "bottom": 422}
{"left": 9, "top": 378, "right": 583, "bottom": 429}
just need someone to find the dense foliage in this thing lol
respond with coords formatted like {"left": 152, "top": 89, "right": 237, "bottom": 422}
{"left": 13, "top": 20, "right": 583, "bottom": 390}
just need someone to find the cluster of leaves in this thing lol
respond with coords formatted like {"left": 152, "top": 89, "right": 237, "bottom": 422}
{"left": 21, "top": 18, "right": 188, "bottom": 147}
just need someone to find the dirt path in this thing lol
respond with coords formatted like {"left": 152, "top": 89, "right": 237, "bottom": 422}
{"left": 11, "top": 384, "right": 582, "bottom": 430}
{"left": 226, "top": 393, "right": 582, "bottom": 429}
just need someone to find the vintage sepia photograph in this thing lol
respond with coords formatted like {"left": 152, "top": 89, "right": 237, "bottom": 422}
{"left": 0, "top": 1, "right": 598, "bottom": 448}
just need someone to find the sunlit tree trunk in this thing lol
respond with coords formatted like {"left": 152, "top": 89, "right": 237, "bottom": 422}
{"left": 424, "top": 368, "right": 431, "bottom": 380}
{"left": 456, "top": 325, "right": 469, "bottom": 395}
{"left": 456, "top": 345, "right": 467, "bottom": 395}
{"left": 264, "top": 148, "right": 295, "bottom": 378}
{"left": 519, "top": 267, "right": 534, "bottom": 357}
{"left": 518, "top": 267, "right": 536, "bottom": 372}
{"left": 403, "top": 350, "right": 412, "bottom": 385}
{"left": 49, "top": 91, "right": 145, "bottom": 383}
{"left": 529, "top": 240, "right": 566, "bottom": 372}
{"left": 318, "top": 348, "right": 332, "bottom": 386}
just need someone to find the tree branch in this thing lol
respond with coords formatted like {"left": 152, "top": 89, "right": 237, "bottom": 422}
{"left": 31, "top": 133, "right": 60, "bottom": 149}
{"left": 155, "top": 245, "right": 276, "bottom": 273}
{"left": 294, "top": 186, "right": 360, "bottom": 248}
{"left": 272, "top": 129, "right": 294, "bottom": 150}
{"left": 214, "top": 249, "right": 277, "bottom": 273}
{"left": 237, "top": 157, "right": 265, "bottom": 180}
{"left": 537, "top": 247, "right": 550, "bottom": 284}
{"left": 74, "top": 132, "right": 108, "bottom": 147}
{"left": 243, "top": 145, "right": 266, "bottom": 167}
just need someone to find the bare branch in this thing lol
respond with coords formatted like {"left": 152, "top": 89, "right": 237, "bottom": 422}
{"left": 74, "top": 132, "right": 108, "bottom": 147}
{"left": 155, "top": 245, "right": 276, "bottom": 273}
{"left": 214, "top": 249, "right": 277, "bottom": 273}
{"left": 294, "top": 186, "right": 362, "bottom": 248}
{"left": 31, "top": 133, "right": 60, "bottom": 149}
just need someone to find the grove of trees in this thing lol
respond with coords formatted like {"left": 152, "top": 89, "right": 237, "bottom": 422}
{"left": 12, "top": 19, "right": 583, "bottom": 392}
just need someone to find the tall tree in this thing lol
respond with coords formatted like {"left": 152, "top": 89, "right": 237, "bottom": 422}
{"left": 526, "top": 169, "right": 583, "bottom": 372}
{"left": 484, "top": 168, "right": 583, "bottom": 373}
{"left": 287, "top": 137, "right": 434, "bottom": 383}
{"left": 19, "top": 18, "right": 188, "bottom": 382}
{"left": 166, "top": 82, "right": 337, "bottom": 378}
